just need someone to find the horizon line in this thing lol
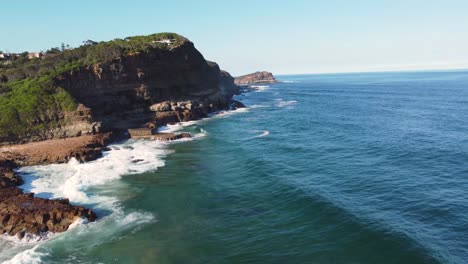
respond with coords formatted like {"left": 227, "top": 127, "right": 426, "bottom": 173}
{"left": 275, "top": 67, "right": 468, "bottom": 76}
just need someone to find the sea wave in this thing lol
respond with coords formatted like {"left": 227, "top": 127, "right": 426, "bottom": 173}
{"left": 244, "top": 130, "right": 270, "bottom": 140}
{"left": 209, "top": 107, "right": 249, "bottom": 118}
{"left": 18, "top": 140, "right": 170, "bottom": 203}
{"left": 254, "top": 130, "right": 270, "bottom": 138}
{"left": 249, "top": 104, "right": 268, "bottom": 109}
{"left": 158, "top": 107, "right": 249, "bottom": 133}
{"left": 250, "top": 85, "right": 270, "bottom": 92}
{"left": 2, "top": 246, "right": 48, "bottom": 264}
{"left": 2, "top": 139, "right": 167, "bottom": 263}
{"left": 276, "top": 99, "right": 298, "bottom": 108}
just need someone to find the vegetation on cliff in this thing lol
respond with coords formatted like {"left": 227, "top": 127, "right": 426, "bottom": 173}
{"left": 0, "top": 33, "right": 187, "bottom": 140}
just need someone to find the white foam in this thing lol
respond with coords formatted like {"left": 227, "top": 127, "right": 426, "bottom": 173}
{"left": 249, "top": 104, "right": 268, "bottom": 109}
{"left": 158, "top": 120, "right": 199, "bottom": 133}
{"left": 68, "top": 218, "right": 89, "bottom": 230}
{"left": 2, "top": 246, "right": 47, "bottom": 264}
{"left": 245, "top": 130, "right": 270, "bottom": 140}
{"left": 158, "top": 108, "right": 249, "bottom": 133}
{"left": 276, "top": 99, "right": 298, "bottom": 108}
{"left": 208, "top": 107, "right": 249, "bottom": 119}
{"left": 250, "top": 85, "right": 270, "bottom": 92}
{"left": 1, "top": 139, "right": 169, "bottom": 262}
{"left": 1, "top": 233, "right": 53, "bottom": 245}
{"left": 255, "top": 131, "right": 270, "bottom": 138}
{"left": 18, "top": 140, "right": 169, "bottom": 204}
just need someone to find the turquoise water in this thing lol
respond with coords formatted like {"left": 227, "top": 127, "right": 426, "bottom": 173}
{"left": 2, "top": 71, "right": 468, "bottom": 263}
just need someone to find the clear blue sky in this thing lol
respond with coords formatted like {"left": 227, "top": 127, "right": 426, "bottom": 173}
{"left": 2, "top": 0, "right": 468, "bottom": 75}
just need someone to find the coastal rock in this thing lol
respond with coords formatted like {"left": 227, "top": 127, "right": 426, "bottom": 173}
{"left": 0, "top": 160, "right": 96, "bottom": 238}
{"left": 0, "top": 160, "right": 23, "bottom": 188}
{"left": 230, "top": 100, "right": 246, "bottom": 110}
{"left": 234, "top": 71, "right": 278, "bottom": 85}
{"left": 0, "top": 133, "right": 112, "bottom": 166}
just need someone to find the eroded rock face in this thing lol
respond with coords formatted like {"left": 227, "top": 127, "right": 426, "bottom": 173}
{"left": 0, "top": 160, "right": 97, "bottom": 238}
{"left": 234, "top": 71, "right": 278, "bottom": 85}
{"left": 55, "top": 42, "right": 240, "bottom": 133}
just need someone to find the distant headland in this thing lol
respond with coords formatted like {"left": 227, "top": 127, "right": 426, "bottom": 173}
{"left": 234, "top": 71, "right": 278, "bottom": 85}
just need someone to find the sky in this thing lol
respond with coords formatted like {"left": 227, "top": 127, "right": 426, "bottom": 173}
{"left": 2, "top": 0, "right": 468, "bottom": 75}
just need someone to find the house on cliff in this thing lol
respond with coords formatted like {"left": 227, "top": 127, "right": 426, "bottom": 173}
{"left": 0, "top": 53, "right": 11, "bottom": 60}
{"left": 151, "top": 39, "right": 175, "bottom": 45}
{"left": 28, "top": 52, "right": 43, "bottom": 59}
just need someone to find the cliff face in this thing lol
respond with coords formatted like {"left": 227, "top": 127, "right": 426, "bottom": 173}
{"left": 234, "top": 71, "right": 277, "bottom": 85}
{"left": 1, "top": 39, "right": 240, "bottom": 144}
{"left": 57, "top": 41, "right": 240, "bottom": 132}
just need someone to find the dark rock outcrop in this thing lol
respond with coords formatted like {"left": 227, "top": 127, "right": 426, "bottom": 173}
{"left": 0, "top": 134, "right": 114, "bottom": 238}
{"left": 234, "top": 71, "right": 277, "bottom": 85}
{"left": 0, "top": 159, "right": 96, "bottom": 238}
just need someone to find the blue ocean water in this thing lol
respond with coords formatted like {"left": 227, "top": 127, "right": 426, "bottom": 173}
{"left": 1, "top": 70, "right": 468, "bottom": 263}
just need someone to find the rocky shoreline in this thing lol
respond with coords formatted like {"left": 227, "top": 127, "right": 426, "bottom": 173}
{"left": 0, "top": 32, "right": 245, "bottom": 239}
{"left": 0, "top": 99, "right": 244, "bottom": 239}
{"left": 0, "top": 135, "right": 109, "bottom": 238}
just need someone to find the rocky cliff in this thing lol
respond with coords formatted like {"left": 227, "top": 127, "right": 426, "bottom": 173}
{"left": 57, "top": 41, "right": 239, "bottom": 132}
{"left": 234, "top": 71, "right": 277, "bottom": 85}
{"left": 0, "top": 33, "right": 241, "bottom": 144}
{"left": 0, "top": 33, "right": 242, "bottom": 238}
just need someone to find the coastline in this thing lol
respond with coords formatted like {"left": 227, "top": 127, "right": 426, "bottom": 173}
{"left": 0, "top": 99, "right": 245, "bottom": 239}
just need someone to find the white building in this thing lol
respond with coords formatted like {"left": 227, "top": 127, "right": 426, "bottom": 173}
{"left": 151, "top": 39, "right": 175, "bottom": 45}
{"left": 28, "top": 52, "right": 43, "bottom": 59}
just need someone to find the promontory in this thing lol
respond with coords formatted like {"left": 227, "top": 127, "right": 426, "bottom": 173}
{"left": 234, "top": 71, "right": 277, "bottom": 85}
{"left": 0, "top": 32, "right": 242, "bottom": 238}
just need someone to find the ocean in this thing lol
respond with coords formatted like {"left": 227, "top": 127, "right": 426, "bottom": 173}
{"left": 1, "top": 70, "right": 468, "bottom": 264}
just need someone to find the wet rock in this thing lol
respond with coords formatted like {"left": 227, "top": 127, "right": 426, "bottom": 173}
{"left": 230, "top": 100, "right": 246, "bottom": 110}
{"left": 0, "top": 159, "right": 97, "bottom": 238}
